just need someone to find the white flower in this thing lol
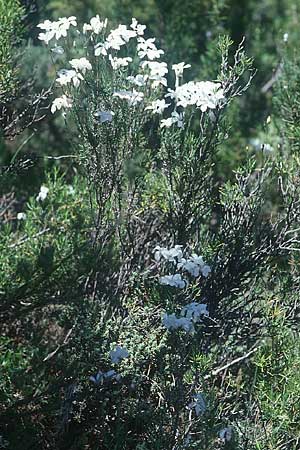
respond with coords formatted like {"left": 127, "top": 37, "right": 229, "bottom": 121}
{"left": 154, "top": 245, "right": 183, "bottom": 262}
{"left": 219, "top": 427, "right": 232, "bottom": 442}
{"left": 113, "top": 89, "right": 144, "bottom": 106}
{"left": 127, "top": 74, "right": 147, "bottom": 87}
{"left": 172, "top": 62, "right": 191, "bottom": 78}
{"left": 137, "top": 37, "right": 164, "bottom": 60}
{"left": 146, "top": 99, "right": 169, "bottom": 114}
{"left": 89, "top": 369, "right": 120, "bottom": 384}
{"left": 89, "top": 371, "right": 103, "bottom": 384}
{"left": 178, "top": 253, "right": 211, "bottom": 277}
{"left": 166, "top": 80, "right": 224, "bottom": 111}
{"left": 69, "top": 57, "right": 92, "bottom": 74}
{"left": 37, "top": 16, "right": 77, "bottom": 44}
{"left": 130, "top": 18, "right": 146, "bottom": 35}
{"left": 37, "top": 19, "right": 53, "bottom": 31}
{"left": 160, "top": 111, "right": 184, "bottom": 128}
{"left": 114, "top": 24, "right": 137, "bottom": 42}
{"left": 36, "top": 186, "right": 49, "bottom": 202}
{"left": 188, "top": 393, "right": 206, "bottom": 416}
{"left": 51, "top": 95, "right": 73, "bottom": 113}
{"left": 105, "top": 24, "right": 136, "bottom": 51}
{"left": 283, "top": 32, "right": 289, "bottom": 42}
{"left": 56, "top": 69, "right": 83, "bottom": 88}
{"left": 160, "top": 117, "right": 173, "bottom": 128}
{"left": 141, "top": 60, "right": 168, "bottom": 77}
{"left": 83, "top": 15, "right": 107, "bottom": 34}
{"left": 159, "top": 273, "right": 186, "bottom": 288}
{"left": 94, "top": 42, "right": 109, "bottom": 56}
{"left": 109, "top": 346, "right": 129, "bottom": 364}
{"left": 38, "top": 30, "right": 55, "bottom": 45}
{"left": 94, "top": 110, "right": 114, "bottom": 123}
{"left": 141, "top": 60, "right": 168, "bottom": 87}
{"left": 17, "top": 212, "right": 26, "bottom": 220}
{"left": 180, "top": 302, "right": 209, "bottom": 322}
{"left": 67, "top": 185, "right": 75, "bottom": 195}
{"left": 162, "top": 313, "right": 194, "bottom": 333}
{"left": 201, "top": 264, "right": 211, "bottom": 277}
{"left": 109, "top": 55, "right": 132, "bottom": 70}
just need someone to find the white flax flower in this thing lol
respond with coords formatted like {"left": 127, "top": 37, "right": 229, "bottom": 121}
{"left": 188, "top": 393, "right": 206, "bottom": 416}
{"left": 113, "top": 89, "right": 144, "bottom": 106}
{"left": 36, "top": 186, "right": 49, "bottom": 202}
{"left": 109, "top": 55, "right": 132, "bottom": 70}
{"left": 146, "top": 99, "right": 169, "bottom": 114}
{"left": 69, "top": 57, "right": 92, "bottom": 74}
{"left": 162, "top": 313, "right": 194, "bottom": 333}
{"left": 180, "top": 302, "right": 209, "bottom": 322}
{"left": 109, "top": 346, "right": 129, "bottom": 364}
{"left": 51, "top": 95, "right": 73, "bottom": 113}
{"left": 137, "top": 37, "right": 164, "bottom": 60}
{"left": 159, "top": 273, "right": 186, "bottom": 288}
{"left": 56, "top": 69, "right": 83, "bottom": 88}
{"left": 83, "top": 15, "right": 107, "bottom": 34}
{"left": 130, "top": 18, "right": 146, "bottom": 35}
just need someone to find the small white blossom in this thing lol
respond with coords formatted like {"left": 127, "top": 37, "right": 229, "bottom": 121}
{"left": 137, "top": 37, "right": 164, "bottom": 60}
{"left": 159, "top": 273, "right": 186, "bottom": 288}
{"left": 146, "top": 99, "right": 169, "bottom": 114}
{"left": 109, "top": 346, "right": 129, "bottom": 364}
{"left": 172, "top": 62, "right": 191, "bottom": 78}
{"left": 105, "top": 24, "right": 136, "bottom": 52}
{"left": 154, "top": 245, "right": 183, "bottom": 262}
{"left": 90, "top": 369, "right": 120, "bottom": 384}
{"left": 17, "top": 212, "right": 26, "bottom": 220}
{"left": 109, "top": 55, "right": 132, "bottom": 70}
{"left": 94, "top": 110, "right": 114, "bottom": 123}
{"left": 56, "top": 69, "right": 83, "bottom": 88}
{"left": 130, "top": 18, "right": 146, "bottom": 35}
{"left": 69, "top": 57, "right": 92, "bottom": 74}
{"left": 67, "top": 185, "right": 75, "bottom": 195}
{"left": 113, "top": 89, "right": 144, "bottom": 106}
{"left": 188, "top": 393, "right": 206, "bottom": 416}
{"left": 50, "top": 45, "right": 64, "bottom": 54}
{"left": 219, "top": 427, "right": 233, "bottom": 442}
{"left": 178, "top": 253, "right": 211, "bottom": 277}
{"left": 127, "top": 74, "right": 147, "bottom": 87}
{"left": 166, "top": 80, "right": 224, "bottom": 111}
{"left": 141, "top": 60, "right": 168, "bottom": 87}
{"left": 283, "top": 32, "right": 289, "bottom": 43}
{"left": 160, "top": 111, "right": 184, "bottom": 128}
{"left": 36, "top": 186, "right": 49, "bottom": 202}
{"left": 37, "top": 16, "right": 77, "bottom": 44}
{"left": 83, "top": 15, "right": 107, "bottom": 34}
{"left": 51, "top": 94, "right": 73, "bottom": 113}
{"left": 94, "top": 42, "right": 109, "bottom": 56}
{"left": 141, "top": 60, "right": 168, "bottom": 77}
{"left": 180, "top": 302, "right": 209, "bottom": 322}
{"left": 162, "top": 313, "right": 194, "bottom": 333}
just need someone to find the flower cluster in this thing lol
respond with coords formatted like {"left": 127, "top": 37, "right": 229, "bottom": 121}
{"left": 38, "top": 15, "right": 225, "bottom": 123}
{"left": 155, "top": 245, "right": 211, "bottom": 285}
{"left": 90, "top": 346, "right": 128, "bottom": 385}
{"left": 38, "top": 16, "right": 77, "bottom": 44}
{"left": 163, "top": 301, "right": 209, "bottom": 334}
{"left": 166, "top": 80, "right": 224, "bottom": 112}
